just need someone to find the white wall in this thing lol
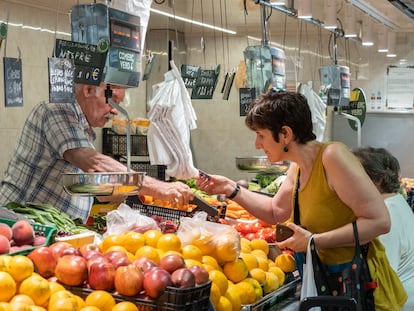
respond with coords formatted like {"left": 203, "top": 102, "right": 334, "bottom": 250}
{"left": 0, "top": 2, "right": 413, "bottom": 183}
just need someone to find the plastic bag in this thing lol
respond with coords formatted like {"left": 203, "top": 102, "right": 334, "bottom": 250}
{"left": 176, "top": 212, "right": 241, "bottom": 265}
{"left": 300, "top": 236, "right": 321, "bottom": 311}
{"left": 104, "top": 203, "right": 159, "bottom": 236}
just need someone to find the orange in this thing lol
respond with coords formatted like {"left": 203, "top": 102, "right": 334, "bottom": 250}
{"left": 121, "top": 231, "right": 146, "bottom": 254}
{"left": 84, "top": 290, "right": 116, "bottom": 311}
{"left": 181, "top": 244, "right": 203, "bottom": 261}
{"left": 225, "top": 287, "right": 242, "bottom": 311}
{"left": 209, "top": 269, "right": 228, "bottom": 295}
{"left": 209, "top": 283, "right": 221, "bottom": 307}
{"left": 112, "top": 301, "right": 139, "bottom": 311}
{"left": 222, "top": 258, "right": 249, "bottom": 283}
{"left": 249, "top": 268, "right": 267, "bottom": 284}
{"left": 256, "top": 256, "right": 269, "bottom": 271}
{"left": 216, "top": 296, "right": 232, "bottom": 311}
{"left": 74, "top": 295, "right": 85, "bottom": 310}
{"left": 242, "top": 278, "right": 263, "bottom": 301}
{"left": 0, "top": 271, "right": 16, "bottom": 302}
{"left": 239, "top": 252, "right": 258, "bottom": 271}
{"left": 29, "top": 307, "right": 47, "bottom": 311}
{"left": 184, "top": 258, "right": 203, "bottom": 268}
{"left": 264, "top": 271, "right": 280, "bottom": 294}
{"left": 250, "top": 238, "right": 269, "bottom": 255}
{"left": 268, "top": 266, "right": 286, "bottom": 285}
{"left": 79, "top": 307, "right": 101, "bottom": 311}
{"left": 233, "top": 281, "right": 256, "bottom": 305}
{"left": 156, "top": 233, "right": 182, "bottom": 252}
{"left": 135, "top": 245, "right": 160, "bottom": 264}
{"left": 143, "top": 229, "right": 163, "bottom": 247}
{"left": 8, "top": 255, "right": 34, "bottom": 282}
{"left": 48, "top": 290, "right": 78, "bottom": 311}
{"left": 240, "top": 237, "right": 252, "bottom": 253}
{"left": 100, "top": 234, "right": 126, "bottom": 253}
{"left": 0, "top": 302, "right": 11, "bottom": 311}
{"left": 213, "top": 235, "right": 239, "bottom": 264}
{"left": 192, "top": 234, "right": 215, "bottom": 256}
{"left": 201, "top": 255, "right": 220, "bottom": 270}
{"left": 18, "top": 274, "right": 51, "bottom": 306}
{"left": 9, "top": 295, "right": 34, "bottom": 311}
{"left": 275, "top": 253, "right": 296, "bottom": 272}
{"left": 48, "top": 281, "right": 66, "bottom": 295}
{"left": 0, "top": 255, "right": 11, "bottom": 272}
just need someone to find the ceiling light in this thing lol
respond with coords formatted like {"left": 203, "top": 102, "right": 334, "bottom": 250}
{"left": 324, "top": 0, "right": 337, "bottom": 29}
{"left": 344, "top": 3, "right": 357, "bottom": 38}
{"left": 150, "top": 8, "right": 237, "bottom": 35}
{"left": 297, "top": 0, "right": 312, "bottom": 19}
{"left": 387, "top": 31, "right": 397, "bottom": 57}
{"left": 362, "top": 14, "right": 374, "bottom": 46}
{"left": 377, "top": 25, "right": 388, "bottom": 53}
{"left": 269, "top": 0, "right": 286, "bottom": 5}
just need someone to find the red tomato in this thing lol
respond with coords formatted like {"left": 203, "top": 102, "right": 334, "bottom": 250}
{"left": 244, "top": 233, "right": 257, "bottom": 241}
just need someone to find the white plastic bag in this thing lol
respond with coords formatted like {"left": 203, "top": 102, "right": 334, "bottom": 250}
{"left": 300, "top": 236, "right": 321, "bottom": 311}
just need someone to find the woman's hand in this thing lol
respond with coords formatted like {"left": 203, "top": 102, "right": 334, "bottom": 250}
{"left": 275, "top": 222, "right": 313, "bottom": 253}
{"left": 196, "top": 173, "right": 236, "bottom": 197}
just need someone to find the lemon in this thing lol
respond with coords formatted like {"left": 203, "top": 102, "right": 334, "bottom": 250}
{"left": 222, "top": 258, "right": 249, "bottom": 283}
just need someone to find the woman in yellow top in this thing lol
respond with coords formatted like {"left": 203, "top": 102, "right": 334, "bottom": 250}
{"left": 196, "top": 90, "right": 407, "bottom": 310}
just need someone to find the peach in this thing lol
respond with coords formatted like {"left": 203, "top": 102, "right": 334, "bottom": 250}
{"left": 11, "top": 220, "right": 35, "bottom": 246}
{"left": 0, "top": 223, "right": 12, "bottom": 241}
{"left": 0, "top": 235, "right": 11, "bottom": 254}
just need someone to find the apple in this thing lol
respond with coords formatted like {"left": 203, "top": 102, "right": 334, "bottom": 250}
{"left": 61, "top": 247, "right": 82, "bottom": 257}
{"left": 87, "top": 253, "right": 109, "bottom": 270}
{"left": 158, "top": 253, "right": 185, "bottom": 274}
{"left": 171, "top": 268, "right": 196, "bottom": 288}
{"left": 79, "top": 243, "right": 101, "bottom": 257}
{"left": 133, "top": 257, "right": 157, "bottom": 274}
{"left": 111, "top": 256, "right": 131, "bottom": 269}
{"left": 82, "top": 250, "right": 103, "bottom": 261}
{"left": 55, "top": 255, "right": 88, "bottom": 286}
{"left": 88, "top": 261, "right": 115, "bottom": 291}
{"left": 114, "top": 264, "right": 144, "bottom": 296}
{"left": 104, "top": 250, "right": 128, "bottom": 263}
{"left": 188, "top": 265, "right": 210, "bottom": 285}
{"left": 27, "top": 246, "right": 57, "bottom": 278}
{"left": 49, "top": 241, "right": 73, "bottom": 259}
{"left": 143, "top": 267, "right": 173, "bottom": 299}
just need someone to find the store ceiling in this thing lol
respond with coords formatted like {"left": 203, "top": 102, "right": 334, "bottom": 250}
{"left": 5, "top": 0, "right": 414, "bottom": 37}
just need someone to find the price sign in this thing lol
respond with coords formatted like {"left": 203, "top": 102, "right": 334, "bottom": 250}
{"left": 181, "top": 64, "right": 200, "bottom": 88}
{"left": 48, "top": 58, "right": 75, "bottom": 103}
{"left": 239, "top": 88, "right": 256, "bottom": 116}
{"left": 191, "top": 68, "right": 219, "bottom": 99}
{"left": 3, "top": 57, "right": 23, "bottom": 107}
{"left": 55, "top": 39, "right": 106, "bottom": 85}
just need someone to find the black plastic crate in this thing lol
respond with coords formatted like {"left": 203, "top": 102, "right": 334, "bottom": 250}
{"left": 103, "top": 128, "right": 149, "bottom": 156}
{"left": 129, "top": 161, "right": 166, "bottom": 181}
{"left": 65, "top": 280, "right": 212, "bottom": 311}
{"left": 126, "top": 195, "right": 226, "bottom": 223}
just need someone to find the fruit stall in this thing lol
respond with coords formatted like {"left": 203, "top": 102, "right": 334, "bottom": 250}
{"left": 0, "top": 182, "right": 301, "bottom": 311}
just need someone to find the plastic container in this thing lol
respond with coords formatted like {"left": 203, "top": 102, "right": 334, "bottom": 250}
{"left": 66, "top": 280, "right": 212, "bottom": 311}
{"left": 103, "top": 128, "right": 149, "bottom": 156}
{"left": 0, "top": 218, "right": 57, "bottom": 256}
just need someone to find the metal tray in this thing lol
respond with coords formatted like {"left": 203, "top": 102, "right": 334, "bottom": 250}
{"left": 62, "top": 172, "right": 145, "bottom": 197}
{"left": 236, "top": 156, "right": 290, "bottom": 174}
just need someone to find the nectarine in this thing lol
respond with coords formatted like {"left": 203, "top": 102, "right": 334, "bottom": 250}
{"left": 0, "top": 235, "right": 10, "bottom": 254}
{"left": 11, "top": 220, "right": 35, "bottom": 246}
{"left": 0, "top": 223, "right": 12, "bottom": 241}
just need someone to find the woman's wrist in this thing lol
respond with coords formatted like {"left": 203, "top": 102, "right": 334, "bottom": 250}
{"left": 227, "top": 183, "right": 241, "bottom": 199}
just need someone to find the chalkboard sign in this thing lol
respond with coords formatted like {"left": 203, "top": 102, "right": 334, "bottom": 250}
{"left": 3, "top": 57, "right": 23, "bottom": 107}
{"left": 239, "top": 88, "right": 256, "bottom": 116}
{"left": 48, "top": 57, "right": 75, "bottom": 103}
{"left": 55, "top": 39, "right": 106, "bottom": 85}
{"left": 181, "top": 64, "right": 200, "bottom": 88}
{"left": 191, "top": 68, "right": 219, "bottom": 99}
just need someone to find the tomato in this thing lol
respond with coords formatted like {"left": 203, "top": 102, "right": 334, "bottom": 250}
{"left": 253, "top": 222, "right": 263, "bottom": 232}
{"left": 244, "top": 233, "right": 257, "bottom": 241}
{"left": 258, "top": 219, "right": 273, "bottom": 228}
